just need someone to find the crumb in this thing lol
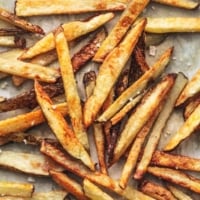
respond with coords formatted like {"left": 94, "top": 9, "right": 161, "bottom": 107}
{"left": 0, "top": 81, "right": 8, "bottom": 89}
{"left": 149, "top": 45, "right": 157, "bottom": 56}
{"left": 27, "top": 176, "right": 36, "bottom": 183}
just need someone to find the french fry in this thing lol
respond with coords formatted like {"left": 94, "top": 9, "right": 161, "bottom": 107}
{"left": 40, "top": 141, "right": 155, "bottom": 200}
{"left": 84, "top": 19, "right": 146, "bottom": 127}
{"left": 0, "top": 28, "right": 27, "bottom": 36}
{"left": 55, "top": 27, "right": 89, "bottom": 150}
{"left": 176, "top": 68, "right": 200, "bottom": 107}
{"left": 83, "top": 179, "right": 114, "bottom": 200}
{"left": 0, "top": 7, "right": 44, "bottom": 34}
{"left": 145, "top": 18, "right": 200, "bottom": 33}
{"left": 0, "top": 181, "right": 34, "bottom": 197}
{"left": 0, "top": 35, "right": 25, "bottom": 48}
{"left": 0, "top": 102, "right": 68, "bottom": 137}
{"left": 139, "top": 180, "right": 177, "bottom": 200}
{"left": 50, "top": 170, "right": 88, "bottom": 200}
{"left": 35, "top": 81, "right": 94, "bottom": 170}
{"left": 147, "top": 166, "right": 200, "bottom": 194}
{"left": 134, "top": 73, "right": 187, "bottom": 180}
{"left": 111, "top": 74, "right": 175, "bottom": 164}
{"left": 19, "top": 13, "right": 114, "bottom": 60}
{"left": 93, "top": 0, "right": 150, "bottom": 62}
{"left": 151, "top": 150, "right": 200, "bottom": 172}
{"left": 164, "top": 102, "right": 200, "bottom": 151}
{"left": 98, "top": 47, "right": 173, "bottom": 123}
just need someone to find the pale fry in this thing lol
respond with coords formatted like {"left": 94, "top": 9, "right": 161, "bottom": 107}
{"left": 55, "top": 27, "right": 89, "bottom": 150}
{"left": 176, "top": 68, "right": 200, "bottom": 106}
{"left": 83, "top": 179, "right": 114, "bottom": 200}
{"left": 147, "top": 166, "right": 200, "bottom": 194}
{"left": 93, "top": 0, "right": 150, "bottom": 62}
{"left": 146, "top": 18, "right": 200, "bottom": 33}
{"left": 0, "top": 35, "right": 25, "bottom": 48}
{"left": 84, "top": 19, "right": 146, "bottom": 127}
{"left": 164, "top": 103, "right": 200, "bottom": 151}
{"left": 98, "top": 47, "right": 173, "bottom": 122}
{"left": 134, "top": 73, "right": 187, "bottom": 180}
{"left": 111, "top": 74, "right": 175, "bottom": 164}
{"left": 19, "top": 13, "right": 114, "bottom": 60}
{"left": 50, "top": 170, "right": 88, "bottom": 200}
{"left": 0, "top": 181, "right": 34, "bottom": 197}
{"left": 35, "top": 81, "right": 94, "bottom": 170}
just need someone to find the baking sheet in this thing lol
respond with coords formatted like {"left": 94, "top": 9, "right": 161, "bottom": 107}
{"left": 0, "top": 0, "right": 200, "bottom": 199}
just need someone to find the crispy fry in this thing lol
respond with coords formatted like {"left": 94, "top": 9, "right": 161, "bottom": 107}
{"left": 35, "top": 81, "right": 94, "bottom": 170}
{"left": 164, "top": 102, "right": 200, "bottom": 151}
{"left": 134, "top": 73, "right": 187, "bottom": 180}
{"left": 140, "top": 180, "right": 177, "bottom": 200}
{"left": 146, "top": 18, "right": 200, "bottom": 33}
{"left": 0, "top": 28, "right": 27, "bottom": 36}
{"left": 0, "top": 35, "right": 25, "bottom": 48}
{"left": 98, "top": 47, "right": 173, "bottom": 123}
{"left": 19, "top": 13, "right": 114, "bottom": 60}
{"left": 55, "top": 27, "right": 89, "bottom": 150}
{"left": 0, "top": 181, "right": 34, "bottom": 197}
{"left": 84, "top": 19, "right": 146, "bottom": 127}
{"left": 111, "top": 74, "right": 175, "bottom": 164}
{"left": 83, "top": 179, "right": 114, "bottom": 200}
{"left": 93, "top": 0, "right": 150, "bottom": 62}
{"left": 176, "top": 68, "right": 200, "bottom": 107}
{"left": 0, "top": 7, "right": 44, "bottom": 34}
{"left": 50, "top": 170, "right": 88, "bottom": 200}
{"left": 147, "top": 166, "right": 200, "bottom": 194}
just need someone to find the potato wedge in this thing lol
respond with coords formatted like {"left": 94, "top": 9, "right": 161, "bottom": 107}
{"left": 93, "top": 0, "right": 150, "bottom": 62}
{"left": 55, "top": 27, "right": 89, "bottom": 150}
{"left": 0, "top": 35, "right": 25, "bottom": 48}
{"left": 147, "top": 166, "right": 200, "bottom": 194}
{"left": 83, "top": 179, "right": 114, "bottom": 200}
{"left": 98, "top": 47, "right": 173, "bottom": 123}
{"left": 19, "top": 13, "right": 114, "bottom": 60}
{"left": 111, "top": 74, "right": 175, "bottom": 164}
{"left": 84, "top": 19, "right": 146, "bottom": 127}
{"left": 146, "top": 18, "right": 200, "bottom": 33}
{"left": 50, "top": 170, "right": 88, "bottom": 200}
{"left": 35, "top": 81, "right": 94, "bottom": 170}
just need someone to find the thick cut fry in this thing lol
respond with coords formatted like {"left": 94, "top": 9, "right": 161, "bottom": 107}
{"left": 40, "top": 141, "right": 155, "bottom": 200}
{"left": 147, "top": 166, "right": 200, "bottom": 194}
{"left": 98, "top": 47, "right": 173, "bottom": 122}
{"left": 35, "top": 81, "right": 94, "bottom": 170}
{"left": 50, "top": 170, "right": 88, "bottom": 200}
{"left": 55, "top": 27, "right": 89, "bottom": 150}
{"left": 176, "top": 68, "right": 200, "bottom": 107}
{"left": 0, "top": 102, "right": 68, "bottom": 137}
{"left": 83, "top": 179, "right": 114, "bottom": 200}
{"left": 19, "top": 13, "right": 114, "bottom": 60}
{"left": 0, "top": 7, "right": 44, "bottom": 34}
{"left": 0, "top": 35, "right": 25, "bottom": 48}
{"left": 134, "top": 73, "right": 187, "bottom": 180}
{"left": 140, "top": 180, "right": 177, "bottom": 200}
{"left": 0, "top": 181, "right": 34, "bottom": 197}
{"left": 84, "top": 19, "right": 146, "bottom": 127}
{"left": 111, "top": 74, "right": 175, "bottom": 164}
{"left": 93, "top": 0, "right": 150, "bottom": 62}
{"left": 146, "top": 18, "right": 200, "bottom": 33}
{"left": 151, "top": 150, "right": 200, "bottom": 172}
{"left": 164, "top": 103, "right": 200, "bottom": 151}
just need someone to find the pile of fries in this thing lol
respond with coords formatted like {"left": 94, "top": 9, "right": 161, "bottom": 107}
{"left": 0, "top": 0, "right": 200, "bottom": 199}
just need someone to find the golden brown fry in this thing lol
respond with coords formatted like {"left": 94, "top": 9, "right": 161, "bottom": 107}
{"left": 55, "top": 27, "right": 89, "bottom": 150}
{"left": 84, "top": 19, "right": 146, "bottom": 127}
{"left": 147, "top": 166, "right": 200, "bottom": 194}
{"left": 98, "top": 47, "right": 173, "bottom": 123}
{"left": 0, "top": 7, "right": 44, "bottom": 34}
{"left": 83, "top": 179, "right": 114, "bottom": 200}
{"left": 134, "top": 73, "right": 187, "bottom": 180}
{"left": 0, "top": 35, "right": 25, "bottom": 48}
{"left": 50, "top": 170, "right": 88, "bottom": 200}
{"left": 111, "top": 74, "right": 175, "bottom": 164}
{"left": 140, "top": 180, "right": 177, "bottom": 200}
{"left": 35, "top": 81, "right": 94, "bottom": 170}
{"left": 93, "top": 0, "right": 150, "bottom": 62}
{"left": 19, "top": 13, "right": 114, "bottom": 60}
{"left": 0, "top": 181, "right": 34, "bottom": 197}
{"left": 146, "top": 18, "right": 200, "bottom": 33}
